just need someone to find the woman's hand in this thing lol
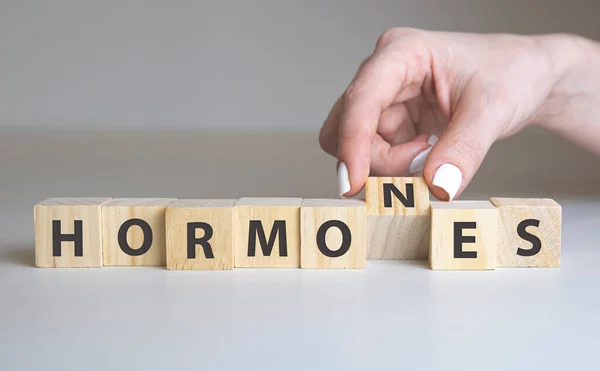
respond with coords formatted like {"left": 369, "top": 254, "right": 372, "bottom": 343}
{"left": 319, "top": 28, "right": 600, "bottom": 200}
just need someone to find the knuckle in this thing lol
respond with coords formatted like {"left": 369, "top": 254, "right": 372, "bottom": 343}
{"left": 376, "top": 27, "right": 420, "bottom": 49}
{"left": 318, "top": 138, "right": 331, "bottom": 155}
{"left": 318, "top": 125, "right": 337, "bottom": 155}
{"left": 318, "top": 129, "right": 328, "bottom": 151}
{"left": 376, "top": 28, "right": 401, "bottom": 48}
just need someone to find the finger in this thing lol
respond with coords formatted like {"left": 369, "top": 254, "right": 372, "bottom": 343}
{"left": 423, "top": 99, "right": 504, "bottom": 201}
{"left": 338, "top": 44, "right": 431, "bottom": 196}
{"left": 377, "top": 103, "right": 412, "bottom": 145}
{"left": 413, "top": 133, "right": 432, "bottom": 142}
{"left": 321, "top": 101, "right": 417, "bottom": 158}
{"left": 370, "top": 135, "right": 431, "bottom": 176}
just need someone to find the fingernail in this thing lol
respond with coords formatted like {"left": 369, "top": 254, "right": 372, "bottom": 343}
{"left": 432, "top": 163, "right": 462, "bottom": 201}
{"left": 408, "top": 147, "right": 432, "bottom": 174}
{"left": 408, "top": 135, "right": 438, "bottom": 174}
{"left": 337, "top": 162, "right": 351, "bottom": 197}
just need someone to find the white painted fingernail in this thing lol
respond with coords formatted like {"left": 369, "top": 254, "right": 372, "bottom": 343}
{"left": 337, "top": 162, "right": 351, "bottom": 197}
{"left": 408, "top": 135, "right": 438, "bottom": 174}
{"left": 432, "top": 163, "right": 462, "bottom": 201}
{"left": 408, "top": 147, "right": 432, "bottom": 174}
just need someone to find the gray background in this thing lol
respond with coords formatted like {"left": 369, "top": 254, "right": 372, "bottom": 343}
{"left": 2, "top": 1, "right": 600, "bottom": 370}
{"left": 1, "top": 0, "right": 600, "bottom": 131}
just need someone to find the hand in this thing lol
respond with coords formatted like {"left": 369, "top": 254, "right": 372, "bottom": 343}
{"left": 319, "top": 28, "right": 597, "bottom": 200}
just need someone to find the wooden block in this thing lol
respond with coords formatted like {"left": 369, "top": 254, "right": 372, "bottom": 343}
{"left": 365, "top": 177, "right": 431, "bottom": 259}
{"left": 490, "top": 198, "right": 561, "bottom": 268}
{"left": 102, "top": 198, "right": 175, "bottom": 266}
{"left": 429, "top": 201, "right": 497, "bottom": 270}
{"left": 166, "top": 199, "right": 236, "bottom": 270}
{"left": 234, "top": 198, "right": 302, "bottom": 268}
{"left": 367, "top": 215, "right": 430, "bottom": 260}
{"left": 34, "top": 198, "right": 111, "bottom": 267}
{"left": 365, "top": 177, "right": 430, "bottom": 215}
{"left": 301, "top": 199, "right": 366, "bottom": 269}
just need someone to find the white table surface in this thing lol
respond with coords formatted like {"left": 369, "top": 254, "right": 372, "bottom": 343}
{"left": 1, "top": 130, "right": 599, "bottom": 370}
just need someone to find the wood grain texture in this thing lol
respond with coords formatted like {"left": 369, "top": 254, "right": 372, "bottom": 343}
{"left": 301, "top": 199, "right": 366, "bottom": 269}
{"left": 166, "top": 199, "right": 236, "bottom": 270}
{"left": 234, "top": 198, "right": 302, "bottom": 268}
{"left": 490, "top": 197, "right": 561, "bottom": 268}
{"left": 365, "top": 177, "right": 430, "bottom": 215}
{"left": 367, "top": 215, "right": 430, "bottom": 260}
{"left": 429, "top": 201, "right": 497, "bottom": 270}
{"left": 34, "top": 197, "right": 111, "bottom": 267}
{"left": 102, "top": 198, "right": 175, "bottom": 266}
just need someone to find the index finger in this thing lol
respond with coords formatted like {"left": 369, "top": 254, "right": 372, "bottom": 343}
{"left": 337, "top": 49, "right": 412, "bottom": 196}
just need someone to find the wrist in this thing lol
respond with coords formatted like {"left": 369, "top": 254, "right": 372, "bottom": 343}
{"left": 533, "top": 33, "right": 600, "bottom": 129}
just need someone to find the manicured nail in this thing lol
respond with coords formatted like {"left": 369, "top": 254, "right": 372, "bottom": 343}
{"left": 337, "top": 162, "right": 351, "bottom": 197}
{"left": 408, "top": 148, "right": 432, "bottom": 174}
{"left": 408, "top": 135, "right": 438, "bottom": 174}
{"left": 432, "top": 163, "right": 462, "bottom": 201}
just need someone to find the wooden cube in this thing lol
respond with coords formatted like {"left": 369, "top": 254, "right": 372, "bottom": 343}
{"left": 301, "top": 199, "right": 366, "bottom": 269}
{"left": 365, "top": 177, "right": 430, "bottom": 215}
{"left": 365, "top": 177, "right": 431, "bottom": 260}
{"left": 429, "top": 201, "right": 497, "bottom": 270}
{"left": 234, "top": 198, "right": 302, "bottom": 268}
{"left": 367, "top": 215, "right": 430, "bottom": 260}
{"left": 34, "top": 198, "right": 111, "bottom": 267}
{"left": 490, "top": 198, "right": 561, "bottom": 268}
{"left": 102, "top": 198, "right": 175, "bottom": 266}
{"left": 166, "top": 199, "right": 236, "bottom": 270}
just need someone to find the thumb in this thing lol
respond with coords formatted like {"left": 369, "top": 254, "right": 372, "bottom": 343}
{"left": 423, "top": 105, "right": 501, "bottom": 201}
